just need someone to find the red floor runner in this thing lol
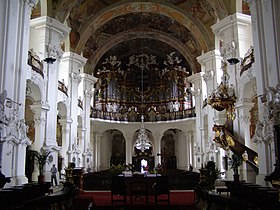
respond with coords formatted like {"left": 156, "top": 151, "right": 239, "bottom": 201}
{"left": 78, "top": 190, "right": 195, "bottom": 206}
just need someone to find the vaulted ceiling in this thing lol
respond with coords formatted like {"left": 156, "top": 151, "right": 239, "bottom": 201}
{"left": 32, "top": 0, "right": 250, "bottom": 76}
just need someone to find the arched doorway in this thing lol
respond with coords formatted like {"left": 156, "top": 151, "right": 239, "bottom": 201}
{"left": 161, "top": 130, "right": 177, "bottom": 171}
{"left": 110, "top": 130, "right": 126, "bottom": 166}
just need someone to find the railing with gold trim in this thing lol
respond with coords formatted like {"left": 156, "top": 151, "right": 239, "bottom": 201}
{"left": 213, "top": 125, "right": 259, "bottom": 174}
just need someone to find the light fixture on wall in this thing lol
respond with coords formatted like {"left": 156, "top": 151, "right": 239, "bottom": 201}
{"left": 135, "top": 62, "right": 151, "bottom": 152}
{"left": 43, "top": 57, "right": 56, "bottom": 64}
{"left": 227, "top": 57, "right": 239, "bottom": 65}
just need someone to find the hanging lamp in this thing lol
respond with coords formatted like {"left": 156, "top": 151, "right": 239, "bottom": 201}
{"left": 135, "top": 59, "right": 151, "bottom": 152}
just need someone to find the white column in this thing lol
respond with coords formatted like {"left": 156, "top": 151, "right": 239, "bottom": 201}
{"left": 94, "top": 133, "right": 102, "bottom": 170}
{"left": 62, "top": 53, "right": 87, "bottom": 164}
{"left": 0, "top": 0, "right": 37, "bottom": 186}
{"left": 188, "top": 132, "right": 194, "bottom": 167}
{"left": 79, "top": 125, "right": 86, "bottom": 167}
{"left": 58, "top": 117, "right": 72, "bottom": 170}
{"left": 198, "top": 50, "right": 223, "bottom": 168}
{"left": 177, "top": 133, "right": 188, "bottom": 170}
{"left": 184, "top": 133, "right": 190, "bottom": 170}
{"left": 30, "top": 104, "right": 48, "bottom": 181}
{"left": 92, "top": 133, "right": 97, "bottom": 171}
{"left": 30, "top": 104, "right": 49, "bottom": 150}
{"left": 124, "top": 133, "right": 133, "bottom": 165}
{"left": 80, "top": 74, "right": 97, "bottom": 167}
{"left": 188, "top": 73, "right": 205, "bottom": 169}
{"left": 0, "top": 0, "right": 36, "bottom": 106}
{"left": 154, "top": 132, "right": 163, "bottom": 166}
{"left": 212, "top": 13, "right": 253, "bottom": 139}
{"left": 29, "top": 17, "right": 70, "bottom": 150}
{"left": 245, "top": 0, "right": 280, "bottom": 185}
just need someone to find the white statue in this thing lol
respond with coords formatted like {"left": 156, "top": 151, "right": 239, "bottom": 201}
{"left": 173, "top": 101, "right": 180, "bottom": 112}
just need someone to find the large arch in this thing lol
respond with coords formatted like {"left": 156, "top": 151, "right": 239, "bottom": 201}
{"left": 75, "top": 1, "right": 212, "bottom": 54}
{"left": 90, "top": 30, "right": 198, "bottom": 73}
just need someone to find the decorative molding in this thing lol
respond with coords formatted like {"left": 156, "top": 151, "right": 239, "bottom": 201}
{"left": 27, "top": 0, "right": 38, "bottom": 7}
{"left": 70, "top": 72, "right": 81, "bottom": 83}
{"left": 34, "top": 116, "right": 46, "bottom": 126}
{"left": 47, "top": 44, "right": 63, "bottom": 60}
{"left": 62, "top": 127, "right": 70, "bottom": 134}
{"left": 84, "top": 90, "right": 93, "bottom": 98}
{"left": 220, "top": 41, "right": 238, "bottom": 60}
{"left": 238, "top": 114, "right": 250, "bottom": 124}
{"left": 194, "top": 145, "right": 203, "bottom": 155}
{"left": 202, "top": 70, "right": 214, "bottom": 83}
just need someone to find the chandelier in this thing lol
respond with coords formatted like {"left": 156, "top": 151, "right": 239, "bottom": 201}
{"left": 136, "top": 115, "right": 151, "bottom": 152}
{"left": 135, "top": 61, "right": 151, "bottom": 152}
{"left": 207, "top": 60, "right": 236, "bottom": 121}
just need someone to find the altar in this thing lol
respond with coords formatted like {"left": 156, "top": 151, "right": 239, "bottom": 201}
{"left": 111, "top": 174, "right": 169, "bottom": 204}
{"left": 115, "top": 174, "right": 160, "bottom": 195}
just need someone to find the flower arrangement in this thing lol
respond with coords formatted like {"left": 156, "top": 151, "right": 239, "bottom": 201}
{"left": 109, "top": 163, "right": 126, "bottom": 175}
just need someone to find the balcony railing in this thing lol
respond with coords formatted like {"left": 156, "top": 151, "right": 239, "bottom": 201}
{"left": 90, "top": 107, "right": 196, "bottom": 122}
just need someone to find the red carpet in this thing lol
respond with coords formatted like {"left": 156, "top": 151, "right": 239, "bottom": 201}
{"left": 78, "top": 190, "right": 195, "bottom": 207}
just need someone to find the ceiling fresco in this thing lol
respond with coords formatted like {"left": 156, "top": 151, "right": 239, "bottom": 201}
{"left": 32, "top": 1, "right": 249, "bottom": 92}
{"left": 41, "top": 0, "right": 233, "bottom": 75}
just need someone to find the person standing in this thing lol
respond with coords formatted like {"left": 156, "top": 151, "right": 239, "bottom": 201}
{"left": 51, "top": 164, "right": 58, "bottom": 187}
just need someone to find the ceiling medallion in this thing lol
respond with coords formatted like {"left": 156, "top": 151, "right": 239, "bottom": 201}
{"left": 207, "top": 60, "right": 236, "bottom": 121}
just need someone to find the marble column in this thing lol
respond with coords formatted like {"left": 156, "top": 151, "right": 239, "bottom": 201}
{"left": 30, "top": 17, "right": 70, "bottom": 150}
{"left": 80, "top": 73, "right": 97, "bottom": 167}
{"left": 0, "top": 0, "right": 37, "bottom": 186}
{"left": 188, "top": 132, "right": 194, "bottom": 168}
{"left": 188, "top": 73, "right": 205, "bottom": 169}
{"left": 154, "top": 132, "right": 163, "bottom": 166}
{"left": 95, "top": 134, "right": 102, "bottom": 170}
{"left": 61, "top": 53, "right": 87, "bottom": 165}
{"left": 58, "top": 117, "right": 72, "bottom": 167}
{"left": 245, "top": 0, "right": 280, "bottom": 185}
{"left": 124, "top": 133, "right": 133, "bottom": 165}
{"left": 30, "top": 103, "right": 49, "bottom": 181}
{"left": 212, "top": 12, "right": 252, "bottom": 140}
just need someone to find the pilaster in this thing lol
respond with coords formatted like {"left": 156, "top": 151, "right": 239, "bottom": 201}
{"left": 188, "top": 73, "right": 205, "bottom": 168}
{"left": 30, "top": 16, "right": 70, "bottom": 149}
{"left": 124, "top": 133, "right": 133, "bottom": 165}
{"left": 246, "top": 0, "right": 280, "bottom": 186}
{"left": 80, "top": 73, "right": 97, "bottom": 167}
{"left": 154, "top": 132, "right": 163, "bottom": 166}
{"left": 198, "top": 50, "right": 223, "bottom": 167}
{"left": 58, "top": 117, "right": 72, "bottom": 167}
{"left": 61, "top": 52, "right": 87, "bottom": 163}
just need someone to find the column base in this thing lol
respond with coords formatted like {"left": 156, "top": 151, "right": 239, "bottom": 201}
{"left": 10, "top": 175, "right": 29, "bottom": 186}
